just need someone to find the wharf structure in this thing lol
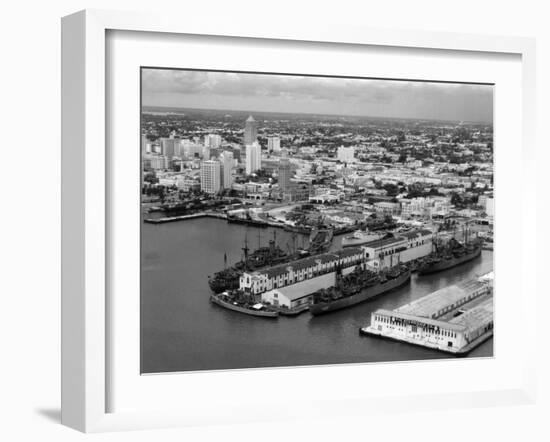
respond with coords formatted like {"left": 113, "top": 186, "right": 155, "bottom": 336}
{"left": 361, "top": 229, "right": 433, "bottom": 269}
{"left": 360, "top": 272, "right": 494, "bottom": 354}
{"left": 238, "top": 229, "right": 434, "bottom": 311}
{"left": 240, "top": 247, "right": 366, "bottom": 296}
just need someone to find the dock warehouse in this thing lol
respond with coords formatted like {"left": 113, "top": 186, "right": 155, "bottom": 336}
{"left": 362, "top": 273, "right": 494, "bottom": 354}
{"left": 240, "top": 247, "right": 366, "bottom": 295}
{"left": 395, "top": 278, "right": 491, "bottom": 319}
{"left": 361, "top": 229, "right": 432, "bottom": 268}
{"left": 261, "top": 272, "right": 336, "bottom": 309}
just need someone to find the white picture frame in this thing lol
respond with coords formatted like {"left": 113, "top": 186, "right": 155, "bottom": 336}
{"left": 61, "top": 9, "right": 537, "bottom": 433}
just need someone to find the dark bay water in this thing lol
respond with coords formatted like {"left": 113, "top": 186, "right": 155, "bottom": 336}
{"left": 141, "top": 216, "right": 494, "bottom": 373}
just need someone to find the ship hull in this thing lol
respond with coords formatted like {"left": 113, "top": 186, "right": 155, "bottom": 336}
{"left": 309, "top": 270, "right": 411, "bottom": 316}
{"left": 208, "top": 278, "right": 240, "bottom": 294}
{"left": 210, "top": 294, "right": 279, "bottom": 317}
{"left": 418, "top": 246, "right": 481, "bottom": 275}
{"left": 308, "top": 228, "right": 334, "bottom": 254}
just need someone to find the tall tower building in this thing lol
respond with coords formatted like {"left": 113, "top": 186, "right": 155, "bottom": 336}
{"left": 219, "top": 151, "right": 234, "bottom": 189}
{"left": 245, "top": 142, "right": 262, "bottom": 175}
{"left": 244, "top": 115, "right": 258, "bottom": 145}
{"left": 200, "top": 160, "right": 221, "bottom": 194}
{"left": 267, "top": 136, "right": 281, "bottom": 153}
{"left": 278, "top": 157, "right": 291, "bottom": 192}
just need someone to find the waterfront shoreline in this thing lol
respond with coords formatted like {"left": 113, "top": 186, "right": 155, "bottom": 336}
{"left": 141, "top": 216, "right": 494, "bottom": 373}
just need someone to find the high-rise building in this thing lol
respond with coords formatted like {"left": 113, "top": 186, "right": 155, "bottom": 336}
{"left": 485, "top": 196, "right": 494, "bottom": 219}
{"left": 141, "top": 135, "right": 148, "bottom": 154}
{"left": 145, "top": 154, "right": 170, "bottom": 170}
{"left": 202, "top": 145, "right": 211, "bottom": 161}
{"left": 278, "top": 157, "right": 291, "bottom": 192}
{"left": 244, "top": 115, "right": 258, "bottom": 145}
{"left": 200, "top": 160, "right": 221, "bottom": 194}
{"left": 204, "top": 134, "right": 222, "bottom": 149}
{"left": 161, "top": 138, "right": 178, "bottom": 159}
{"left": 245, "top": 142, "right": 262, "bottom": 175}
{"left": 337, "top": 145, "right": 355, "bottom": 163}
{"left": 180, "top": 139, "right": 203, "bottom": 159}
{"left": 219, "top": 151, "right": 234, "bottom": 189}
{"left": 267, "top": 136, "right": 281, "bottom": 153}
{"left": 174, "top": 139, "right": 185, "bottom": 157}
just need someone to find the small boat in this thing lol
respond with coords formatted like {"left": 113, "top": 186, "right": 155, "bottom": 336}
{"left": 210, "top": 292, "right": 279, "bottom": 318}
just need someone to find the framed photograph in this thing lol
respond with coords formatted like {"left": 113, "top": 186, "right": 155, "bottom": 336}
{"left": 61, "top": 9, "right": 537, "bottom": 432}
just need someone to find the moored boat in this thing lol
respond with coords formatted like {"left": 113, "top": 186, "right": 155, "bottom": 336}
{"left": 208, "top": 267, "right": 241, "bottom": 293}
{"left": 210, "top": 292, "right": 279, "bottom": 318}
{"left": 208, "top": 234, "right": 289, "bottom": 293}
{"left": 417, "top": 238, "right": 482, "bottom": 275}
{"left": 309, "top": 264, "right": 411, "bottom": 315}
{"left": 308, "top": 227, "right": 334, "bottom": 254}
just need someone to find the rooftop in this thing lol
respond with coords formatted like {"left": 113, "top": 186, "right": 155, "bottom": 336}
{"left": 396, "top": 279, "right": 489, "bottom": 318}
{"left": 271, "top": 272, "right": 336, "bottom": 301}
{"left": 374, "top": 309, "right": 466, "bottom": 332}
{"left": 258, "top": 247, "right": 364, "bottom": 279}
{"left": 400, "top": 228, "right": 433, "bottom": 240}
{"left": 449, "top": 297, "right": 493, "bottom": 331}
{"left": 362, "top": 237, "right": 406, "bottom": 249}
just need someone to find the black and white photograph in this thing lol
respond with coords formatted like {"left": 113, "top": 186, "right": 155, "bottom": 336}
{"left": 140, "top": 68, "right": 495, "bottom": 374}
{"left": 6, "top": 0, "right": 549, "bottom": 439}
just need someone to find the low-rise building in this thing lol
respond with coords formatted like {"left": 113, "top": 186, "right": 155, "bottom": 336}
{"left": 363, "top": 274, "right": 494, "bottom": 354}
{"left": 362, "top": 229, "right": 433, "bottom": 268}
{"left": 373, "top": 201, "right": 401, "bottom": 215}
{"left": 240, "top": 247, "right": 366, "bottom": 295}
{"left": 261, "top": 272, "right": 335, "bottom": 309}
{"left": 400, "top": 196, "right": 451, "bottom": 218}
{"left": 337, "top": 145, "right": 356, "bottom": 163}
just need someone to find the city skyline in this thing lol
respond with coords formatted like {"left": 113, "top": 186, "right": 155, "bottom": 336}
{"left": 142, "top": 69, "right": 494, "bottom": 123}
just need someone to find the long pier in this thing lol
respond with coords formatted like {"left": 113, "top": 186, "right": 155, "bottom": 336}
{"left": 144, "top": 211, "right": 359, "bottom": 236}
{"left": 144, "top": 210, "right": 308, "bottom": 231}
{"left": 360, "top": 272, "right": 494, "bottom": 355}
{"left": 144, "top": 211, "right": 227, "bottom": 224}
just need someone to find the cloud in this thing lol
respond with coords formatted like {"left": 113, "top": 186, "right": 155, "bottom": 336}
{"left": 141, "top": 69, "right": 493, "bottom": 122}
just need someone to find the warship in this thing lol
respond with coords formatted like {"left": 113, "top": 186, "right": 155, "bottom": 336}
{"left": 208, "top": 233, "right": 289, "bottom": 293}
{"left": 417, "top": 227, "right": 483, "bottom": 275}
{"left": 309, "top": 259, "right": 411, "bottom": 315}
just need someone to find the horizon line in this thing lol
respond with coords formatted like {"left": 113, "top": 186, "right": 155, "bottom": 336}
{"left": 141, "top": 104, "right": 493, "bottom": 125}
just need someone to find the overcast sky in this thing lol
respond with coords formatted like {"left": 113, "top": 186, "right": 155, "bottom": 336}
{"left": 142, "top": 69, "right": 493, "bottom": 123}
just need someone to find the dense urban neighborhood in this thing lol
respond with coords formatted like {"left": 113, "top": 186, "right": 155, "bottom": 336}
{"left": 141, "top": 107, "right": 494, "bottom": 233}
